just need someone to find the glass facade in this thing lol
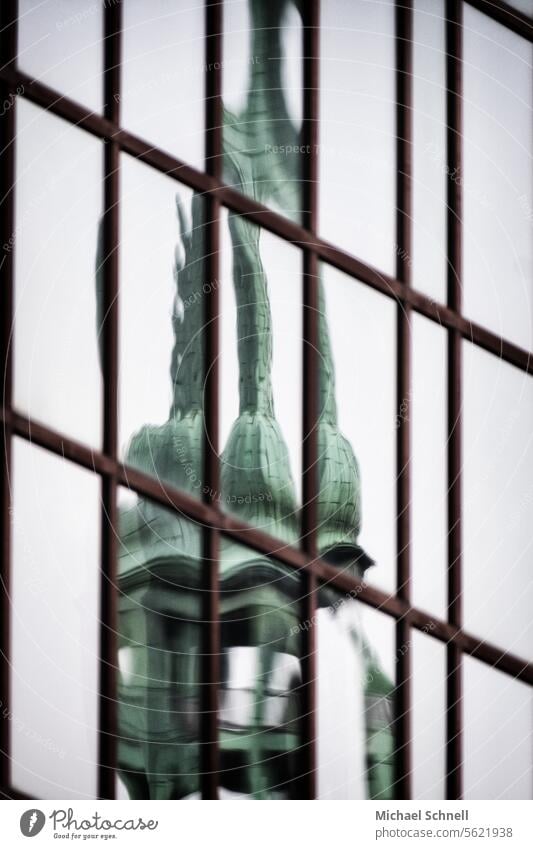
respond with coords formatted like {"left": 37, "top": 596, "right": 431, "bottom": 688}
{"left": 1, "top": 0, "right": 532, "bottom": 802}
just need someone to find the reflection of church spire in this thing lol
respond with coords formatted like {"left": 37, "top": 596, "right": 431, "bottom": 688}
{"left": 219, "top": 0, "right": 301, "bottom": 540}
{"left": 316, "top": 277, "right": 373, "bottom": 571}
{"left": 114, "top": 195, "right": 206, "bottom": 802}
{"left": 220, "top": 212, "right": 299, "bottom": 543}
{"left": 95, "top": 219, "right": 104, "bottom": 371}
{"left": 230, "top": 214, "right": 274, "bottom": 416}
{"left": 223, "top": 0, "right": 301, "bottom": 219}
{"left": 169, "top": 194, "right": 205, "bottom": 416}
{"left": 125, "top": 194, "right": 205, "bottom": 495}
{"left": 317, "top": 278, "right": 338, "bottom": 428}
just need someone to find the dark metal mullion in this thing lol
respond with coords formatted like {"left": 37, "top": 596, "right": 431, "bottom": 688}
{"left": 0, "top": 0, "right": 17, "bottom": 795}
{"left": 200, "top": 197, "right": 221, "bottom": 798}
{"left": 301, "top": 245, "right": 318, "bottom": 799}
{"left": 1, "top": 786, "right": 31, "bottom": 800}
{"left": 301, "top": 0, "right": 320, "bottom": 800}
{"left": 201, "top": 0, "right": 222, "bottom": 800}
{"left": 446, "top": 0, "right": 463, "bottom": 802}
{"left": 394, "top": 0, "right": 413, "bottom": 801}
{"left": 97, "top": 1, "right": 122, "bottom": 801}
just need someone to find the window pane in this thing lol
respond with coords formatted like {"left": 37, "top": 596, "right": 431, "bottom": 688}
{"left": 412, "top": 0, "right": 447, "bottom": 303}
{"left": 116, "top": 487, "right": 203, "bottom": 799}
{"left": 14, "top": 101, "right": 103, "bottom": 448}
{"left": 119, "top": 156, "right": 204, "bottom": 497}
{"left": 359, "top": 605, "right": 396, "bottom": 799}
{"left": 319, "top": 265, "right": 397, "bottom": 593}
{"left": 18, "top": 0, "right": 103, "bottom": 112}
{"left": 10, "top": 439, "right": 100, "bottom": 799}
{"left": 411, "top": 314, "right": 447, "bottom": 619}
{"left": 317, "top": 586, "right": 395, "bottom": 799}
{"left": 463, "top": 343, "right": 533, "bottom": 660}
{"left": 463, "top": 8, "right": 533, "bottom": 350}
{"left": 222, "top": 0, "right": 303, "bottom": 222}
{"left": 320, "top": 0, "right": 396, "bottom": 273}
{"left": 122, "top": 0, "right": 205, "bottom": 170}
{"left": 117, "top": 501, "right": 306, "bottom": 800}
{"left": 464, "top": 657, "right": 533, "bottom": 800}
{"left": 218, "top": 540, "right": 304, "bottom": 799}
{"left": 412, "top": 631, "right": 446, "bottom": 800}
{"left": 220, "top": 210, "right": 302, "bottom": 542}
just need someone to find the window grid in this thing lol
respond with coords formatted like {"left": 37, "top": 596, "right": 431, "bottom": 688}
{"left": 0, "top": 0, "right": 531, "bottom": 802}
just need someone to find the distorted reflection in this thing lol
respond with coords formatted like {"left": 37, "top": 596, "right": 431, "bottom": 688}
{"left": 117, "top": 494, "right": 203, "bottom": 799}
{"left": 218, "top": 542, "right": 304, "bottom": 798}
{"left": 113, "top": 0, "right": 395, "bottom": 800}
{"left": 223, "top": 0, "right": 303, "bottom": 220}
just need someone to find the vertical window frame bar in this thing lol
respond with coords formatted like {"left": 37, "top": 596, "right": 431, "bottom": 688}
{"left": 445, "top": 0, "right": 463, "bottom": 802}
{"left": 97, "top": 0, "right": 122, "bottom": 801}
{"left": 201, "top": 0, "right": 223, "bottom": 801}
{"left": 395, "top": 0, "right": 414, "bottom": 801}
{"left": 0, "top": 0, "right": 17, "bottom": 795}
{"left": 301, "top": 0, "right": 320, "bottom": 800}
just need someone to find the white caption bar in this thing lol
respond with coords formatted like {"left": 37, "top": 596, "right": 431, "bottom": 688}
{"left": 1, "top": 799, "right": 532, "bottom": 848}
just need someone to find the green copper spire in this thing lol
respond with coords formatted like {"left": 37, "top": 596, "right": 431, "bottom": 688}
{"left": 95, "top": 218, "right": 105, "bottom": 372}
{"left": 316, "top": 277, "right": 373, "bottom": 572}
{"left": 169, "top": 193, "right": 205, "bottom": 416}
{"left": 125, "top": 193, "right": 205, "bottom": 496}
{"left": 223, "top": 0, "right": 301, "bottom": 219}
{"left": 362, "top": 640, "right": 396, "bottom": 800}
{"left": 229, "top": 213, "right": 274, "bottom": 416}
{"left": 220, "top": 211, "right": 299, "bottom": 543}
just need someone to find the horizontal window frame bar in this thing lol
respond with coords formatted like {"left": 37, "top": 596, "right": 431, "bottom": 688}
{"left": 465, "top": 0, "right": 533, "bottom": 38}
{"left": 3, "top": 407, "right": 531, "bottom": 686}
{"left": 2, "top": 69, "right": 531, "bottom": 378}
